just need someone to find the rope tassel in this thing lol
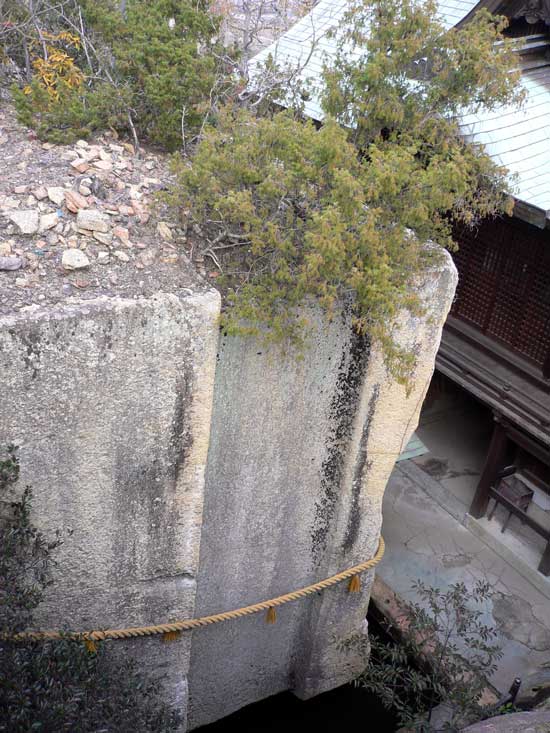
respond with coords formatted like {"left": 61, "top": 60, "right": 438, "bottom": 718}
{"left": 84, "top": 638, "right": 97, "bottom": 654}
{"left": 162, "top": 630, "right": 182, "bottom": 643}
{"left": 348, "top": 574, "right": 361, "bottom": 593}
{"left": 266, "top": 606, "right": 277, "bottom": 624}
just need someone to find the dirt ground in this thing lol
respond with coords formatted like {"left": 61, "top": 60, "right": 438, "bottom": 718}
{"left": 0, "top": 103, "right": 210, "bottom": 315}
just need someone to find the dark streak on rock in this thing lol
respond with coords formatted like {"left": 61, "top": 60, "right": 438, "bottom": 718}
{"left": 171, "top": 371, "right": 193, "bottom": 487}
{"left": 343, "top": 384, "right": 380, "bottom": 553}
{"left": 111, "top": 346, "right": 194, "bottom": 579}
{"left": 311, "top": 325, "right": 371, "bottom": 562}
{"left": 19, "top": 328, "right": 41, "bottom": 379}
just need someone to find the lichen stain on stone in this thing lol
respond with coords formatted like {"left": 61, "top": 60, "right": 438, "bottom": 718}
{"left": 342, "top": 384, "right": 380, "bottom": 553}
{"left": 18, "top": 327, "right": 42, "bottom": 380}
{"left": 171, "top": 372, "right": 194, "bottom": 487}
{"left": 311, "top": 327, "right": 371, "bottom": 562}
{"left": 110, "top": 370, "right": 194, "bottom": 579}
{"left": 111, "top": 455, "right": 179, "bottom": 578}
{"left": 102, "top": 318, "right": 114, "bottom": 352}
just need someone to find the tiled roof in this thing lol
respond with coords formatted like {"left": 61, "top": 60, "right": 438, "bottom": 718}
{"left": 459, "top": 65, "right": 550, "bottom": 215}
{"left": 437, "top": 0, "right": 480, "bottom": 27}
{"left": 250, "top": 0, "right": 550, "bottom": 217}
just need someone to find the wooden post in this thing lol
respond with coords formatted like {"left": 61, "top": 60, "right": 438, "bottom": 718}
{"left": 539, "top": 542, "right": 550, "bottom": 577}
{"left": 469, "top": 416, "right": 509, "bottom": 519}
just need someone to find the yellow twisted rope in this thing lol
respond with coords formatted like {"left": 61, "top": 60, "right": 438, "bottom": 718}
{"left": 5, "top": 536, "right": 384, "bottom": 643}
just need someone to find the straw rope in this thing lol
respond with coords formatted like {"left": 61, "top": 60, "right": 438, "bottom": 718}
{"left": 5, "top": 536, "right": 384, "bottom": 643}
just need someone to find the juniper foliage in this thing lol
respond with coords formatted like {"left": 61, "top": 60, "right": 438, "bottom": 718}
{"left": 168, "top": 0, "right": 523, "bottom": 382}
{"left": 9, "top": 0, "right": 227, "bottom": 149}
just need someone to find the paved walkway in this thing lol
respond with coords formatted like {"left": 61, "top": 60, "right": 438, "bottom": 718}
{"left": 377, "top": 460, "right": 550, "bottom": 694}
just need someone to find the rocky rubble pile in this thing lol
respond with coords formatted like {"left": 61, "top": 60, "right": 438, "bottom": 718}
{"left": 0, "top": 105, "right": 202, "bottom": 313}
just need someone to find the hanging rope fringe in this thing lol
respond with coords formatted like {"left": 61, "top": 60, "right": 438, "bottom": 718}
{"left": 84, "top": 639, "right": 97, "bottom": 654}
{"left": 266, "top": 607, "right": 277, "bottom": 624}
{"left": 162, "top": 630, "right": 182, "bottom": 643}
{"left": 3, "top": 537, "right": 384, "bottom": 644}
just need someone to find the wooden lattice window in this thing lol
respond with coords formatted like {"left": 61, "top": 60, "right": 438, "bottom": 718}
{"left": 451, "top": 216, "right": 550, "bottom": 374}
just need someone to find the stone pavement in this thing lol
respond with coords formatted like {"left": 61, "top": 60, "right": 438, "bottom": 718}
{"left": 377, "top": 461, "right": 550, "bottom": 695}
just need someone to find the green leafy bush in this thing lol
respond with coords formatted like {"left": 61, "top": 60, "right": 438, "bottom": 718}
{"left": 9, "top": 0, "right": 228, "bottom": 149}
{"left": 11, "top": 79, "right": 132, "bottom": 145}
{"left": 0, "top": 447, "right": 180, "bottom": 732}
{"left": 168, "top": 106, "right": 425, "bottom": 381}
{"left": 361, "top": 580, "right": 502, "bottom": 732}
{"left": 167, "top": 0, "right": 522, "bottom": 380}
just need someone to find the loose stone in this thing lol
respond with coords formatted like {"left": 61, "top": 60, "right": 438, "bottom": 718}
{"left": 9, "top": 209, "right": 39, "bottom": 234}
{"left": 33, "top": 186, "right": 48, "bottom": 200}
{"left": 39, "top": 212, "right": 59, "bottom": 233}
{"left": 47, "top": 187, "right": 65, "bottom": 206}
{"left": 113, "top": 226, "right": 129, "bottom": 243}
{"left": 139, "top": 250, "right": 155, "bottom": 267}
{"left": 62, "top": 249, "right": 90, "bottom": 270}
{"left": 76, "top": 209, "right": 110, "bottom": 233}
{"left": 157, "top": 221, "right": 172, "bottom": 240}
{"left": 70, "top": 159, "right": 90, "bottom": 174}
{"left": 65, "top": 190, "right": 89, "bottom": 213}
{"left": 0, "top": 255, "right": 23, "bottom": 271}
{"left": 93, "top": 231, "right": 113, "bottom": 246}
{"left": 93, "top": 160, "right": 112, "bottom": 171}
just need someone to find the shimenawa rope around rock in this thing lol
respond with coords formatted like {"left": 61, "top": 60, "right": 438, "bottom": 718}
{"left": 4, "top": 536, "right": 385, "bottom": 650}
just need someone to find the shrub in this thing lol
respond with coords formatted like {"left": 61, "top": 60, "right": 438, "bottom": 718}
{"left": 361, "top": 580, "right": 502, "bottom": 731}
{"left": 168, "top": 105, "right": 425, "bottom": 382}
{"left": 8, "top": 0, "right": 229, "bottom": 149}
{"left": 11, "top": 78, "right": 131, "bottom": 145}
{"left": 167, "top": 0, "right": 523, "bottom": 380}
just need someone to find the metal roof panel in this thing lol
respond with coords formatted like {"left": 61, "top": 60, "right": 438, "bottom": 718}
{"left": 250, "top": 0, "right": 550, "bottom": 213}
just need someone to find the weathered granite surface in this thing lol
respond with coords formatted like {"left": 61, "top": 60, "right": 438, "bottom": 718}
{"left": 0, "top": 288, "right": 221, "bottom": 730}
{"left": 188, "top": 251, "right": 458, "bottom": 728}
{"left": 1, "top": 248, "right": 457, "bottom": 729}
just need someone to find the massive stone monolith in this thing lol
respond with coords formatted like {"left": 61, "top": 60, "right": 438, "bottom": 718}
{"left": 0, "top": 287, "right": 221, "bottom": 731}
{"left": 187, "top": 250, "right": 458, "bottom": 728}
{"left": 1, "top": 249, "right": 457, "bottom": 730}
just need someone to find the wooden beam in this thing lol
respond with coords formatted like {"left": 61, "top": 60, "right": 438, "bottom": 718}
{"left": 469, "top": 417, "right": 509, "bottom": 518}
{"left": 513, "top": 200, "right": 548, "bottom": 230}
{"left": 502, "top": 421, "right": 550, "bottom": 466}
{"left": 487, "top": 487, "right": 550, "bottom": 541}
{"left": 513, "top": 0, "right": 550, "bottom": 25}
{"left": 540, "top": 543, "right": 550, "bottom": 576}
{"left": 457, "top": 1, "right": 512, "bottom": 28}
